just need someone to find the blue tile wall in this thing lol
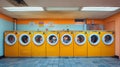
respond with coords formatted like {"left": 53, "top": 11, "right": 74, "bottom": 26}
{"left": 0, "top": 19, "right": 14, "bottom": 56}
{"left": 17, "top": 22, "right": 87, "bottom": 31}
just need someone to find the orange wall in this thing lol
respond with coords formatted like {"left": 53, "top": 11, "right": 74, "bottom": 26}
{"left": 17, "top": 19, "right": 105, "bottom": 25}
{"left": 86, "top": 19, "right": 105, "bottom": 25}
{"left": 17, "top": 19, "right": 75, "bottom": 24}
{"left": 104, "top": 12, "right": 120, "bottom": 57}
{"left": 0, "top": 13, "right": 13, "bottom": 22}
{"left": 104, "top": 20, "right": 115, "bottom": 31}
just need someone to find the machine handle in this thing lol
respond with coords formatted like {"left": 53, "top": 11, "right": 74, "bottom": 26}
{"left": 29, "top": 32, "right": 31, "bottom": 34}
{"left": 98, "top": 32, "right": 101, "bottom": 34}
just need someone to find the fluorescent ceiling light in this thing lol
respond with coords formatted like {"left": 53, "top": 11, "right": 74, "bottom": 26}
{"left": 3, "top": 7, "right": 44, "bottom": 11}
{"left": 46, "top": 7, "right": 79, "bottom": 11}
{"left": 81, "top": 7, "right": 120, "bottom": 11}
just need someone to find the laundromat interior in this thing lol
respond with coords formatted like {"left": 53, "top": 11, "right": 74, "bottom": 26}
{"left": 0, "top": 0, "right": 120, "bottom": 67}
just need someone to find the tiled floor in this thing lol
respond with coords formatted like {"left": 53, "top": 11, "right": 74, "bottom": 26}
{"left": 0, "top": 57, "right": 120, "bottom": 67}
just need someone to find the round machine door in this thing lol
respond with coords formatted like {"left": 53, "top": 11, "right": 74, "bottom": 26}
{"left": 75, "top": 34, "right": 86, "bottom": 45}
{"left": 102, "top": 34, "right": 114, "bottom": 45}
{"left": 89, "top": 34, "right": 100, "bottom": 45}
{"left": 61, "top": 34, "right": 72, "bottom": 45}
{"left": 33, "top": 34, "right": 44, "bottom": 46}
{"left": 47, "top": 34, "right": 58, "bottom": 46}
{"left": 5, "top": 33, "right": 17, "bottom": 46}
{"left": 19, "top": 34, "right": 30, "bottom": 46}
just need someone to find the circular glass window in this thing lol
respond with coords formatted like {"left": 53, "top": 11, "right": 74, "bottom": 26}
{"left": 89, "top": 34, "right": 100, "bottom": 45}
{"left": 5, "top": 34, "right": 17, "bottom": 46}
{"left": 61, "top": 34, "right": 72, "bottom": 45}
{"left": 75, "top": 34, "right": 86, "bottom": 45}
{"left": 19, "top": 34, "right": 30, "bottom": 46}
{"left": 47, "top": 34, "right": 58, "bottom": 46}
{"left": 102, "top": 34, "right": 114, "bottom": 45}
{"left": 33, "top": 34, "right": 44, "bottom": 46}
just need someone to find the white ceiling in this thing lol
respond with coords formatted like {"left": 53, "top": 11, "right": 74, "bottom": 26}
{"left": 0, "top": 0, "right": 120, "bottom": 19}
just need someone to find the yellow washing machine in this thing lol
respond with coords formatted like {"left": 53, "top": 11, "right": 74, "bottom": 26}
{"left": 4, "top": 31, "right": 18, "bottom": 57}
{"left": 60, "top": 31, "right": 73, "bottom": 57}
{"left": 101, "top": 31, "right": 115, "bottom": 56}
{"left": 18, "top": 31, "right": 31, "bottom": 57}
{"left": 46, "top": 31, "right": 59, "bottom": 57}
{"left": 73, "top": 31, "right": 87, "bottom": 57}
{"left": 87, "top": 31, "right": 101, "bottom": 57}
{"left": 32, "top": 31, "right": 46, "bottom": 57}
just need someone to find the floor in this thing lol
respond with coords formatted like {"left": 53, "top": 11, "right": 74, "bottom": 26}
{"left": 0, "top": 57, "right": 120, "bottom": 67}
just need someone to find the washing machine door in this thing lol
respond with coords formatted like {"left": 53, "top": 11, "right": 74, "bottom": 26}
{"left": 75, "top": 34, "right": 86, "bottom": 45}
{"left": 89, "top": 34, "right": 100, "bottom": 45}
{"left": 5, "top": 33, "right": 17, "bottom": 46}
{"left": 33, "top": 34, "right": 44, "bottom": 46}
{"left": 102, "top": 34, "right": 114, "bottom": 45}
{"left": 47, "top": 34, "right": 58, "bottom": 46}
{"left": 19, "top": 34, "right": 30, "bottom": 46}
{"left": 61, "top": 34, "right": 72, "bottom": 45}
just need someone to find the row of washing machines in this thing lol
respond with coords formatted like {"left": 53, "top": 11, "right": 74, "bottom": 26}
{"left": 4, "top": 31, "right": 115, "bottom": 57}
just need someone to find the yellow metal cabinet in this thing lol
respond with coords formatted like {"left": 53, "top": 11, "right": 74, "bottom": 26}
{"left": 31, "top": 32, "right": 46, "bottom": 57}
{"left": 101, "top": 31, "right": 115, "bottom": 56}
{"left": 73, "top": 31, "right": 87, "bottom": 57}
{"left": 60, "top": 31, "right": 73, "bottom": 57}
{"left": 46, "top": 31, "right": 59, "bottom": 57}
{"left": 87, "top": 31, "right": 101, "bottom": 57}
{"left": 18, "top": 31, "right": 31, "bottom": 57}
{"left": 4, "top": 31, "right": 19, "bottom": 57}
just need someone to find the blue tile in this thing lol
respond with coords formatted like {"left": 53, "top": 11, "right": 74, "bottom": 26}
{"left": 98, "top": 64, "right": 111, "bottom": 67}
{"left": 47, "top": 65, "right": 52, "bottom": 67}
{"left": 59, "top": 64, "right": 64, "bottom": 67}
{"left": 76, "top": 64, "right": 82, "bottom": 67}
{"left": 53, "top": 64, "right": 58, "bottom": 67}
{"left": 0, "top": 57, "right": 120, "bottom": 67}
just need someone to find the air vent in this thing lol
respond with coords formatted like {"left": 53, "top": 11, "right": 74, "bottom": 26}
{"left": 75, "top": 19, "right": 86, "bottom": 22}
{"left": 7, "top": 0, "right": 28, "bottom": 6}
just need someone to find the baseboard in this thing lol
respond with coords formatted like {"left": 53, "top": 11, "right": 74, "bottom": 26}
{"left": 114, "top": 55, "right": 119, "bottom": 59}
{"left": 0, "top": 55, "right": 4, "bottom": 59}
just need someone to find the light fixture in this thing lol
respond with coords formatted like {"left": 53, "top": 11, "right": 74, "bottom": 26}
{"left": 46, "top": 7, "right": 79, "bottom": 11}
{"left": 81, "top": 7, "right": 120, "bottom": 11}
{"left": 3, "top": 7, "right": 44, "bottom": 11}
